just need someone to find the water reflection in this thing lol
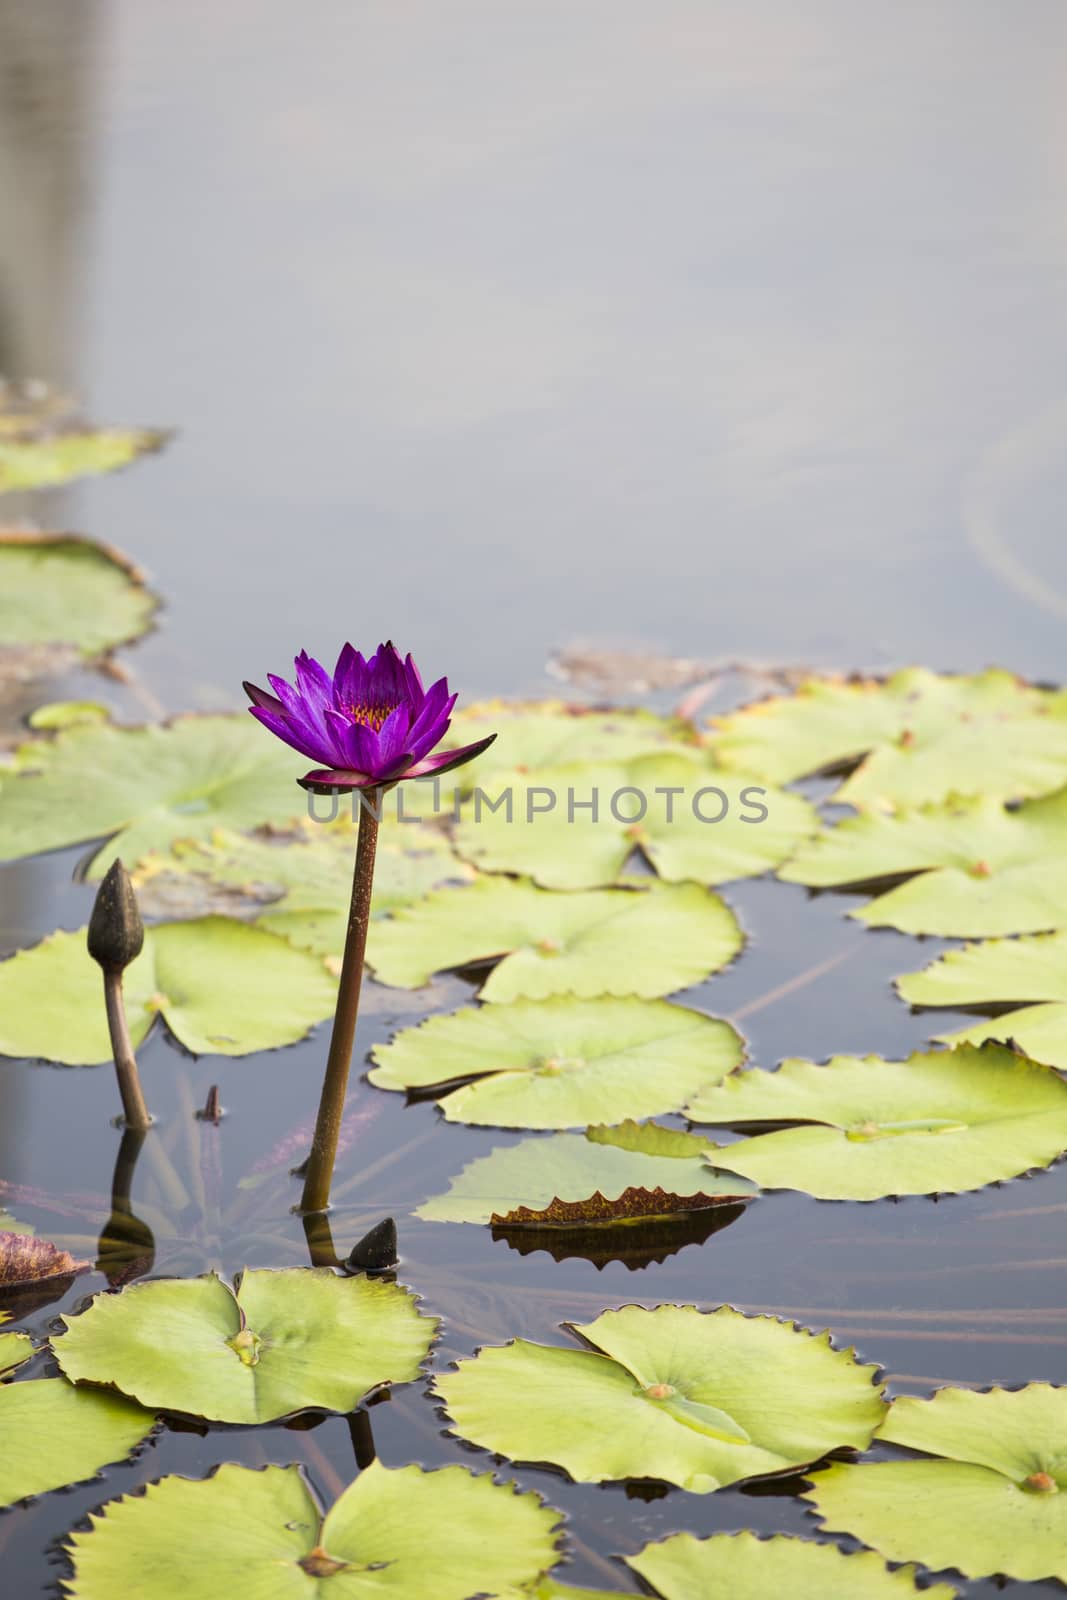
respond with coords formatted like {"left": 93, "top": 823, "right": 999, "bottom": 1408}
{"left": 96, "top": 1125, "right": 155, "bottom": 1286}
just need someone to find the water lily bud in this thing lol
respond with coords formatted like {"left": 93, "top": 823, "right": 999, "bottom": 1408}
{"left": 88, "top": 860, "right": 145, "bottom": 972}
{"left": 347, "top": 1217, "right": 398, "bottom": 1271}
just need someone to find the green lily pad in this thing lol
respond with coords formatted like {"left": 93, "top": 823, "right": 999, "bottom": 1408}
{"left": 65, "top": 1458, "right": 562, "bottom": 1600}
{"left": 685, "top": 1043, "right": 1067, "bottom": 1200}
{"left": 0, "top": 917, "right": 337, "bottom": 1063}
{"left": 369, "top": 877, "right": 743, "bottom": 1000}
{"left": 0, "top": 532, "right": 158, "bottom": 661}
{"left": 0, "top": 714, "right": 308, "bottom": 877}
{"left": 626, "top": 1531, "right": 957, "bottom": 1599}
{"left": 26, "top": 699, "right": 111, "bottom": 730}
{"left": 436, "top": 1303, "right": 885, "bottom": 1493}
{"left": 0, "top": 1331, "right": 33, "bottom": 1376}
{"left": 415, "top": 1120, "right": 756, "bottom": 1224}
{"left": 711, "top": 667, "right": 1067, "bottom": 808}
{"left": 442, "top": 699, "right": 695, "bottom": 789}
{"left": 898, "top": 931, "right": 1067, "bottom": 1068}
{"left": 55, "top": 1268, "right": 437, "bottom": 1423}
{"left": 451, "top": 753, "right": 815, "bottom": 889}
{"left": 805, "top": 1384, "right": 1067, "bottom": 1583}
{"left": 491, "top": 1582, "right": 624, "bottom": 1600}
{"left": 779, "top": 790, "right": 1067, "bottom": 936}
{"left": 0, "top": 1378, "right": 155, "bottom": 1507}
{"left": 133, "top": 820, "right": 470, "bottom": 955}
{"left": 0, "top": 381, "right": 168, "bottom": 493}
{"left": 370, "top": 997, "right": 745, "bottom": 1129}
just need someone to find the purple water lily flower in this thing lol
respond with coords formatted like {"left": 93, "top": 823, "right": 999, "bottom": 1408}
{"left": 244, "top": 641, "right": 495, "bottom": 791}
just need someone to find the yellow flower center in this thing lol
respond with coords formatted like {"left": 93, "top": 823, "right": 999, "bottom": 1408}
{"left": 344, "top": 700, "right": 397, "bottom": 731}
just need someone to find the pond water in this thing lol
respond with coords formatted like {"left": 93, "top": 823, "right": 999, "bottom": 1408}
{"left": 2, "top": 2, "right": 1067, "bottom": 1594}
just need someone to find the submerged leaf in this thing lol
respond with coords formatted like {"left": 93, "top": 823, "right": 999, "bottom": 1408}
{"left": 626, "top": 1530, "right": 957, "bottom": 1599}
{"left": 0, "top": 380, "right": 168, "bottom": 493}
{"left": 65, "top": 1459, "right": 562, "bottom": 1600}
{"left": 369, "top": 877, "right": 743, "bottom": 1000}
{"left": 370, "top": 996, "right": 744, "bottom": 1129}
{"left": 451, "top": 752, "right": 816, "bottom": 889}
{"left": 0, "top": 532, "right": 158, "bottom": 662}
{"left": 712, "top": 667, "right": 1067, "bottom": 808}
{"left": 132, "top": 820, "right": 469, "bottom": 947}
{"left": 805, "top": 1384, "right": 1067, "bottom": 1582}
{"left": 686, "top": 1043, "right": 1067, "bottom": 1199}
{"left": 0, "top": 1378, "right": 154, "bottom": 1507}
{"left": 436, "top": 1304, "right": 885, "bottom": 1492}
{"left": 0, "top": 1230, "right": 88, "bottom": 1289}
{"left": 416, "top": 1122, "right": 756, "bottom": 1225}
{"left": 547, "top": 644, "right": 717, "bottom": 695}
{"left": 0, "top": 917, "right": 337, "bottom": 1063}
{"left": 779, "top": 790, "right": 1067, "bottom": 937}
{"left": 54, "top": 1268, "right": 438, "bottom": 1424}
{"left": 586, "top": 1120, "right": 715, "bottom": 1158}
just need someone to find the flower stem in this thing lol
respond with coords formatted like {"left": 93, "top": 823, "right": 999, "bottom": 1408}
{"left": 102, "top": 969, "right": 152, "bottom": 1131}
{"left": 301, "top": 790, "right": 380, "bottom": 1213}
{"left": 302, "top": 1209, "right": 340, "bottom": 1267}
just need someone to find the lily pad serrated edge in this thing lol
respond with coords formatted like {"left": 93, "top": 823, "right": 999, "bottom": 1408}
{"left": 0, "top": 1379, "right": 159, "bottom": 1506}
{"left": 435, "top": 1301, "right": 886, "bottom": 1485}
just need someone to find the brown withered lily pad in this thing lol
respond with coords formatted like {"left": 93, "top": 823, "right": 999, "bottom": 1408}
{"left": 0, "top": 1230, "right": 89, "bottom": 1316}
{"left": 493, "top": 1198, "right": 747, "bottom": 1271}
{"left": 492, "top": 1185, "right": 737, "bottom": 1227}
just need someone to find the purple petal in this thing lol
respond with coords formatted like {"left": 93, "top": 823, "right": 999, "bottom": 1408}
{"left": 323, "top": 708, "right": 375, "bottom": 770}
{"left": 373, "top": 703, "right": 415, "bottom": 770}
{"left": 264, "top": 674, "right": 341, "bottom": 760}
{"left": 406, "top": 678, "right": 453, "bottom": 749}
{"left": 366, "top": 641, "right": 414, "bottom": 713}
{"left": 266, "top": 673, "right": 308, "bottom": 719}
{"left": 249, "top": 705, "right": 336, "bottom": 765}
{"left": 298, "top": 766, "right": 377, "bottom": 791}
{"left": 408, "top": 705, "right": 458, "bottom": 765}
{"left": 294, "top": 651, "right": 334, "bottom": 711}
{"left": 406, "top": 733, "right": 498, "bottom": 779}
{"left": 287, "top": 652, "right": 343, "bottom": 751}
{"left": 403, "top": 652, "right": 425, "bottom": 700}
{"left": 375, "top": 749, "right": 418, "bottom": 783}
{"left": 333, "top": 643, "right": 368, "bottom": 713}
{"left": 243, "top": 680, "right": 286, "bottom": 715}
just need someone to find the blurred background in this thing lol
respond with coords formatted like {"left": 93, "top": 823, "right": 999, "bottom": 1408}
{"left": 1, "top": 1, "right": 1066, "bottom": 705}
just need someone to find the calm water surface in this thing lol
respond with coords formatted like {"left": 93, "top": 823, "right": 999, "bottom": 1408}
{"left": 2, "top": 3, "right": 1067, "bottom": 1594}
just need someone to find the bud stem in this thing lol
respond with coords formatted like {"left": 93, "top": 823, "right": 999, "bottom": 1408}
{"left": 103, "top": 968, "right": 152, "bottom": 1132}
{"left": 300, "top": 789, "right": 380, "bottom": 1214}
